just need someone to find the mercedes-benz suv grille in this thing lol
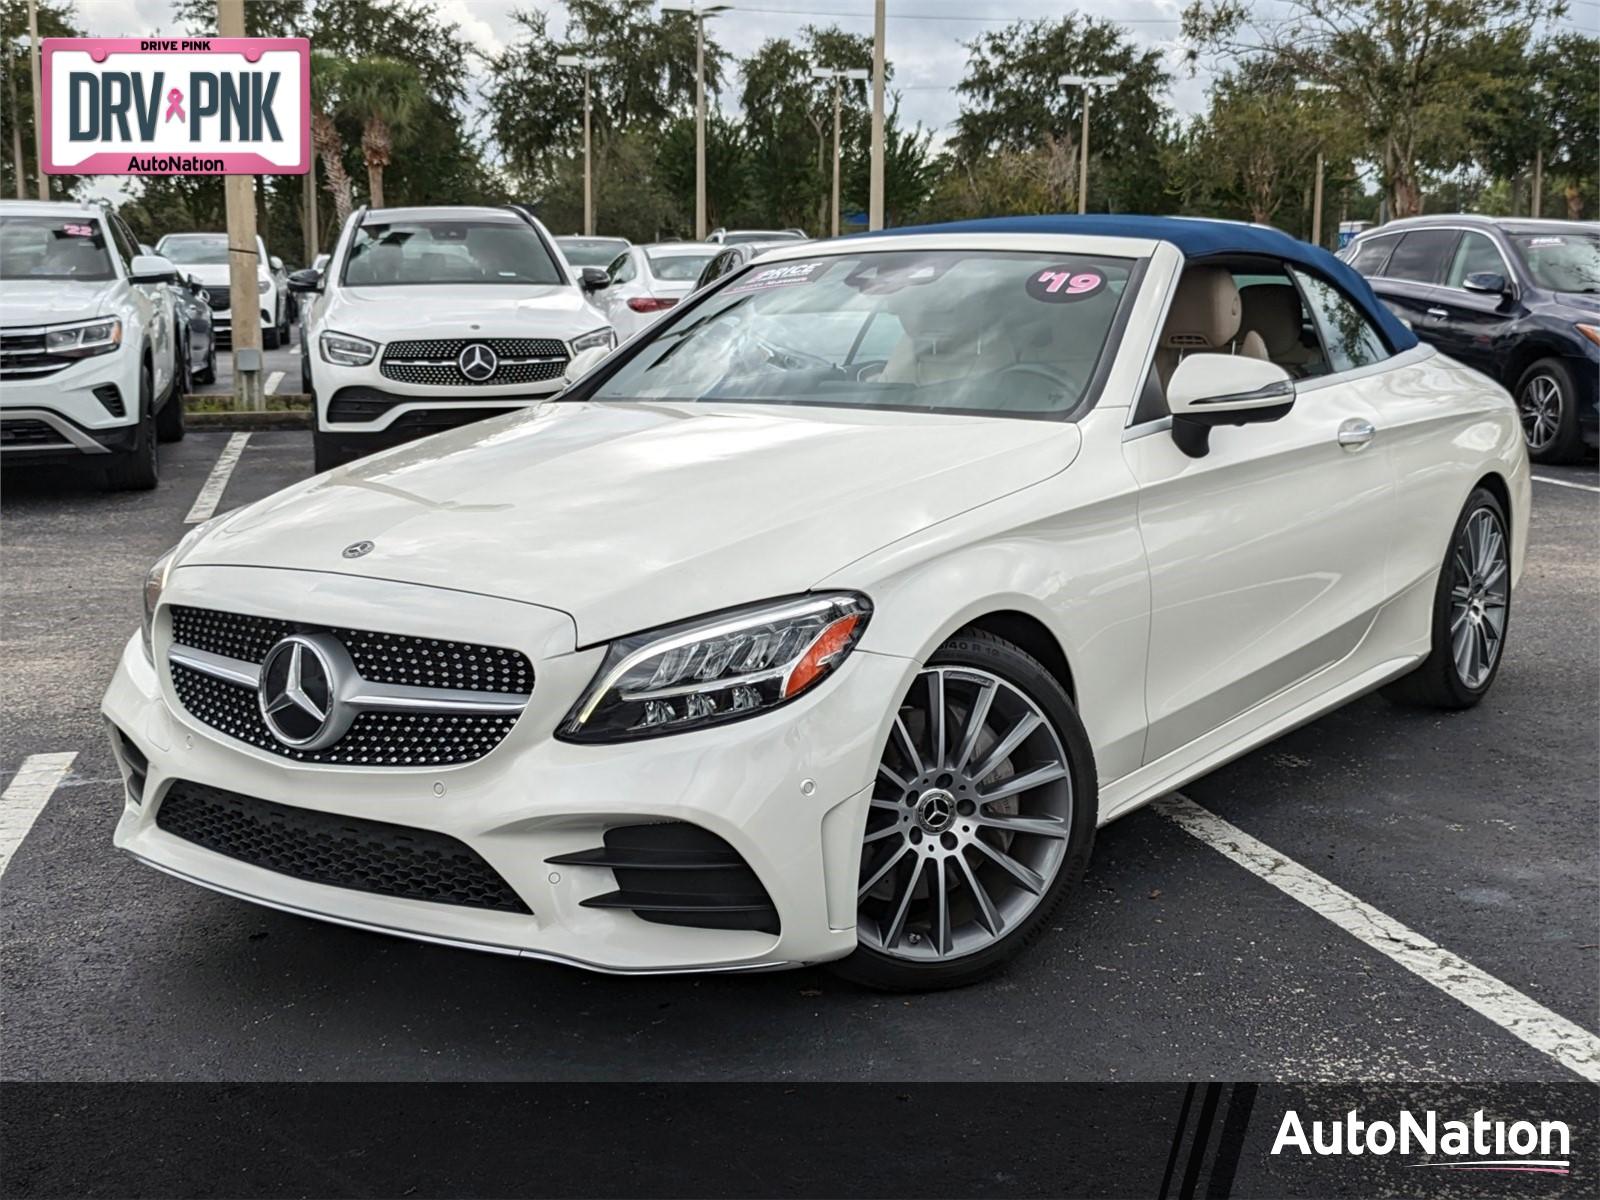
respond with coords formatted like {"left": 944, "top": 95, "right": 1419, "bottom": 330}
{"left": 379, "top": 338, "right": 569, "bottom": 388}
{"left": 165, "top": 606, "right": 534, "bottom": 766}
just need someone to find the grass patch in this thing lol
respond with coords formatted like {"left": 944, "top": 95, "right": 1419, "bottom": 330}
{"left": 185, "top": 394, "right": 311, "bottom": 413}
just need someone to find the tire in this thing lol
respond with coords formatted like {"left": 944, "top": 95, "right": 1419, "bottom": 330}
{"left": 278, "top": 307, "right": 291, "bottom": 347}
{"left": 1514, "top": 358, "right": 1585, "bottom": 464}
{"left": 828, "top": 628, "right": 1097, "bottom": 991}
{"left": 1383, "top": 487, "right": 1511, "bottom": 709}
{"left": 312, "top": 429, "right": 349, "bottom": 473}
{"left": 156, "top": 336, "right": 187, "bottom": 443}
{"left": 263, "top": 322, "right": 281, "bottom": 350}
{"left": 195, "top": 340, "right": 217, "bottom": 385}
{"left": 103, "top": 363, "right": 159, "bottom": 492}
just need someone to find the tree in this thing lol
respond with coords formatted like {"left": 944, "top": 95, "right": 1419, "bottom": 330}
{"left": 1535, "top": 33, "right": 1599, "bottom": 219}
{"left": 310, "top": 52, "right": 356, "bottom": 224}
{"left": 1181, "top": 0, "right": 1564, "bottom": 219}
{"left": 339, "top": 57, "right": 426, "bottom": 208}
{"left": 950, "top": 16, "right": 1170, "bottom": 213}
{"left": 657, "top": 113, "right": 748, "bottom": 232}
{"left": 1, "top": 0, "right": 79, "bottom": 199}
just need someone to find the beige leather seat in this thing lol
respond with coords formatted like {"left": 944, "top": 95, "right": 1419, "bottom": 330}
{"left": 1239, "top": 283, "right": 1319, "bottom": 375}
{"left": 878, "top": 296, "right": 1017, "bottom": 385}
{"left": 1154, "top": 266, "right": 1268, "bottom": 387}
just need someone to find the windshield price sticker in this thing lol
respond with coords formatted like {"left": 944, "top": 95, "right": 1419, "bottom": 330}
{"left": 1027, "top": 267, "right": 1106, "bottom": 303}
{"left": 41, "top": 37, "right": 309, "bottom": 175}
{"left": 1526, "top": 236, "right": 1565, "bottom": 247}
{"left": 726, "top": 261, "right": 826, "bottom": 295}
{"left": 60, "top": 224, "right": 96, "bottom": 237}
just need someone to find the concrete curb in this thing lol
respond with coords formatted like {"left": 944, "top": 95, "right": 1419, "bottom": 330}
{"left": 183, "top": 395, "right": 311, "bottom": 432}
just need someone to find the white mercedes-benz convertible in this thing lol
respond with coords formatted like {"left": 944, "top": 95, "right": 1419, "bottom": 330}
{"left": 105, "top": 216, "right": 1528, "bottom": 989}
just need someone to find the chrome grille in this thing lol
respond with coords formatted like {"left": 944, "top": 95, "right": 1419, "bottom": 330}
{"left": 165, "top": 606, "right": 533, "bottom": 767}
{"left": 384, "top": 337, "right": 568, "bottom": 361}
{"left": 0, "top": 328, "right": 70, "bottom": 380}
{"left": 379, "top": 358, "right": 566, "bottom": 387}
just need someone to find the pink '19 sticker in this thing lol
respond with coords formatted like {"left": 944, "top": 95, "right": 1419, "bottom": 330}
{"left": 1027, "top": 267, "right": 1105, "bottom": 303}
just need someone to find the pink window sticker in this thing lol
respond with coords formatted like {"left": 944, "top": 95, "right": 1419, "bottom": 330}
{"left": 61, "top": 223, "right": 96, "bottom": 237}
{"left": 1027, "top": 267, "right": 1106, "bottom": 303}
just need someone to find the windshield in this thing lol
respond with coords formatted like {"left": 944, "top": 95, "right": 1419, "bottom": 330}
{"left": 558, "top": 238, "right": 628, "bottom": 267}
{"left": 158, "top": 234, "right": 229, "bottom": 265}
{"left": 343, "top": 218, "right": 562, "bottom": 286}
{"left": 723, "top": 231, "right": 803, "bottom": 246}
{"left": 593, "top": 249, "right": 1135, "bottom": 418}
{"left": 0, "top": 215, "right": 115, "bottom": 281}
{"left": 646, "top": 249, "right": 717, "bottom": 281}
{"left": 1510, "top": 232, "right": 1600, "bottom": 293}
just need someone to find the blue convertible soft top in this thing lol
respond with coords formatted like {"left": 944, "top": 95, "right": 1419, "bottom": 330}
{"left": 867, "top": 214, "right": 1418, "bottom": 353}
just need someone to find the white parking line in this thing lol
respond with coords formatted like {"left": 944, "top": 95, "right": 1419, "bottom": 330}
{"left": 185, "top": 432, "right": 250, "bottom": 524}
{"left": 265, "top": 371, "right": 284, "bottom": 395}
{"left": 1154, "top": 793, "right": 1600, "bottom": 1083}
{"left": 1, "top": 752, "right": 76, "bottom": 878}
{"left": 1532, "top": 475, "right": 1600, "bottom": 494}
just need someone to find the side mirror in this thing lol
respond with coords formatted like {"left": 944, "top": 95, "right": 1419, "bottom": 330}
{"left": 1463, "top": 271, "right": 1509, "bottom": 297}
{"left": 129, "top": 254, "right": 180, "bottom": 284}
{"left": 270, "top": 255, "right": 285, "bottom": 272}
{"left": 287, "top": 267, "right": 324, "bottom": 293}
{"left": 580, "top": 266, "right": 610, "bottom": 292}
{"left": 1167, "top": 354, "right": 1295, "bottom": 459}
{"left": 564, "top": 343, "right": 611, "bottom": 382}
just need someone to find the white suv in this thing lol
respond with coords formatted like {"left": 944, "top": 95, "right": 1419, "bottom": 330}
{"left": 0, "top": 200, "right": 183, "bottom": 490}
{"left": 293, "top": 204, "right": 616, "bottom": 472}
{"left": 155, "top": 231, "right": 291, "bottom": 349}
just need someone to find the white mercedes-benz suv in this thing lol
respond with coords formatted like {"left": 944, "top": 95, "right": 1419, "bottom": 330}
{"left": 294, "top": 204, "right": 616, "bottom": 472}
{"left": 155, "top": 231, "right": 291, "bottom": 349}
{"left": 107, "top": 216, "right": 1527, "bottom": 989}
{"left": 1, "top": 200, "right": 184, "bottom": 489}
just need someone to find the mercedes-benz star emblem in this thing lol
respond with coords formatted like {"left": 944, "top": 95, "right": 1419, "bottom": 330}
{"left": 342, "top": 540, "right": 374, "bottom": 559}
{"left": 457, "top": 342, "right": 498, "bottom": 382}
{"left": 257, "top": 634, "right": 352, "bottom": 750}
{"left": 916, "top": 789, "right": 956, "bottom": 833}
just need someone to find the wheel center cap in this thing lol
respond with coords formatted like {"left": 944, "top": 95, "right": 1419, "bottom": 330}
{"left": 915, "top": 788, "right": 956, "bottom": 833}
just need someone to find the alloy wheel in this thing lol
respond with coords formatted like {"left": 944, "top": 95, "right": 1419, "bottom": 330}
{"left": 1449, "top": 506, "right": 1509, "bottom": 689}
{"left": 1517, "top": 373, "right": 1562, "bottom": 452}
{"left": 857, "top": 666, "right": 1072, "bottom": 962}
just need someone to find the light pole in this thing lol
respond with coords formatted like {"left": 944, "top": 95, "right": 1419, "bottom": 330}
{"left": 661, "top": 2, "right": 729, "bottom": 241}
{"left": 868, "top": 0, "right": 885, "bottom": 230}
{"left": 556, "top": 53, "right": 603, "bottom": 236}
{"left": 1058, "top": 74, "right": 1117, "bottom": 215}
{"left": 27, "top": 0, "right": 45, "bottom": 199}
{"left": 811, "top": 66, "right": 868, "bottom": 237}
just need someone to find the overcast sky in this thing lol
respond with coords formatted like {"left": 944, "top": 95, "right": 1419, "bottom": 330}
{"left": 73, "top": 0, "right": 1214, "bottom": 146}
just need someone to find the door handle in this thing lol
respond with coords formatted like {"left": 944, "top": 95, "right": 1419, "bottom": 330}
{"left": 1337, "top": 418, "right": 1377, "bottom": 450}
{"left": 1426, "top": 307, "right": 1449, "bottom": 319}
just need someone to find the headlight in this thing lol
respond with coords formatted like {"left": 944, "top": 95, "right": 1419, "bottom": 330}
{"left": 320, "top": 330, "right": 378, "bottom": 366}
{"left": 560, "top": 592, "right": 871, "bottom": 742}
{"left": 257, "top": 277, "right": 271, "bottom": 295}
{"left": 1577, "top": 323, "right": 1600, "bottom": 349}
{"left": 141, "top": 548, "right": 176, "bottom": 662}
{"left": 45, "top": 317, "right": 122, "bottom": 358}
{"left": 570, "top": 327, "right": 616, "bottom": 355}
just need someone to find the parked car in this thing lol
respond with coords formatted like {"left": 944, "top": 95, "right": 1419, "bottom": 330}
{"left": 155, "top": 231, "right": 293, "bottom": 349}
{"left": 595, "top": 242, "right": 720, "bottom": 339}
{"left": 110, "top": 215, "right": 1528, "bottom": 989}
{"left": 0, "top": 200, "right": 184, "bottom": 489}
{"left": 694, "top": 240, "right": 804, "bottom": 290}
{"left": 1345, "top": 215, "right": 1599, "bottom": 462}
{"left": 169, "top": 273, "right": 218, "bottom": 389}
{"left": 291, "top": 204, "right": 616, "bottom": 472}
{"left": 707, "top": 227, "right": 808, "bottom": 246}
{"left": 554, "top": 235, "right": 630, "bottom": 268}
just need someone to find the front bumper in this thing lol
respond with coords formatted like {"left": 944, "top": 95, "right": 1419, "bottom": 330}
{"left": 312, "top": 353, "right": 568, "bottom": 434}
{"left": 104, "top": 566, "right": 906, "bottom": 974}
{"left": 1, "top": 352, "right": 140, "bottom": 461}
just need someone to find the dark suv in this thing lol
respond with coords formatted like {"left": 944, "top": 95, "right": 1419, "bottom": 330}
{"left": 1344, "top": 216, "right": 1598, "bottom": 462}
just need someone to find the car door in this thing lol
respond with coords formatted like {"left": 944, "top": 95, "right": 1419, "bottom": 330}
{"left": 1428, "top": 229, "right": 1519, "bottom": 377}
{"left": 109, "top": 216, "right": 175, "bottom": 398}
{"left": 1375, "top": 228, "right": 1461, "bottom": 349}
{"left": 603, "top": 250, "right": 642, "bottom": 334}
{"left": 1122, "top": 262, "right": 1398, "bottom": 763}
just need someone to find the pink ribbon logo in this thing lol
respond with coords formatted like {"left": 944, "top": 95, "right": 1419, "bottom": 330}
{"left": 164, "top": 88, "right": 185, "bottom": 123}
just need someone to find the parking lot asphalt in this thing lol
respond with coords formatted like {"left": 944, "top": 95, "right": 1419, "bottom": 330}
{"left": 1, "top": 432, "right": 1595, "bottom": 1083}
{"left": 192, "top": 325, "right": 304, "bottom": 397}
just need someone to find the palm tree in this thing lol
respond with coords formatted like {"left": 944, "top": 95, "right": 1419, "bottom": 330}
{"left": 340, "top": 58, "right": 426, "bottom": 210}
{"left": 310, "top": 51, "right": 355, "bottom": 225}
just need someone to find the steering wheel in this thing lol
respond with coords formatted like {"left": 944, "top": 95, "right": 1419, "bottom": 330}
{"left": 993, "top": 362, "right": 1078, "bottom": 408}
{"left": 851, "top": 359, "right": 887, "bottom": 382}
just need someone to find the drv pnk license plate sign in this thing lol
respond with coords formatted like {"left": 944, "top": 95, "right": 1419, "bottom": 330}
{"left": 42, "top": 38, "right": 309, "bottom": 175}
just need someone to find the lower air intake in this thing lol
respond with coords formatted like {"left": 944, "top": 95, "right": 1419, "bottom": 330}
{"left": 548, "top": 822, "right": 779, "bottom": 935}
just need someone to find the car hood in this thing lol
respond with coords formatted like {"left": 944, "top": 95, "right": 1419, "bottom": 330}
{"left": 1547, "top": 292, "right": 1600, "bottom": 318}
{"left": 324, "top": 284, "right": 608, "bottom": 340}
{"left": 182, "top": 401, "right": 1081, "bottom": 643}
{"left": 0, "top": 279, "right": 122, "bottom": 327}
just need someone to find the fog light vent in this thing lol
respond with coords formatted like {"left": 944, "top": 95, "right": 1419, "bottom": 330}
{"left": 93, "top": 384, "right": 125, "bottom": 418}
